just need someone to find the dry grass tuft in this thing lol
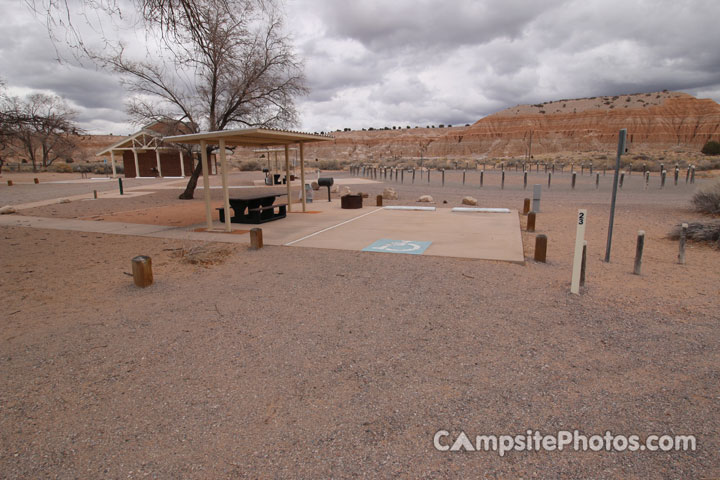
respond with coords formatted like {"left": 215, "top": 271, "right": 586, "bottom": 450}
{"left": 692, "top": 180, "right": 720, "bottom": 215}
{"left": 172, "top": 244, "right": 234, "bottom": 266}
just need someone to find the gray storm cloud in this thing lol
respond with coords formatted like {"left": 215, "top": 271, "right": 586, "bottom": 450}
{"left": 1, "top": 0, "right": 719, "bottom": 133}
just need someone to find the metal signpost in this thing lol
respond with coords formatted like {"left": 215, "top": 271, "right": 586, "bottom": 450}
{"left": 604, "top": 129, "right": 627, "bottom": 262}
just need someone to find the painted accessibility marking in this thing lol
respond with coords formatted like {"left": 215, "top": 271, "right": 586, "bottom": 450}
{"left": 362, "top": 239, "right": 432, "bottom": 255}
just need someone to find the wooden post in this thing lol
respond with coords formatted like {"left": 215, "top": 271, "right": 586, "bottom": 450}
{"left": 219, "top": 139, "right": 232, "bottom": 232}
{"left": 523, "top": 198, "right": 530, "bottom": 215}
{"left": 580, "top": 240, "right": 587, "bottom": 287}
{"left": 690, "top": 166, "right": 695, "bottom": 184}
{"left": 118, "top": 178, "right": 123, "bottom": 195}
{"left": 674, "top": 167, "right": 679, "bottom": 186}
{"left": 7, "top": 180, "right": 12, "bottom": 186}
{"left": 401, "top": 169, "right": 404, "bottom": 183}
{"left": 93, "top": 190, "right": 97, "bottom": 199}
{"left": 661, "top": 170, "right": 666, "bottom": 188}
{"left": 619, "top": 172, "right": 625, "bottom": 189}
{"left": 685, "top": 166, "right": 690, "bottom": 184}
{"left": 534, "top": 234, "right": 547, "bottom": 263}
{"left": 442, "top": 169, "right": 445, "bottom": 187}
{"left": 501, "top": 171, "right": 505, "bottom": 189}
{"left": 570, "top": 209, "right": 587, "bottom": 294}
{"left": 463, "top": 170, "right": 466, "bottom": 185}
{"left": 427, "top": 169, "right": 430, "bottom": 183}
{"left": 250, "top": 228, "right": 263, "bottom": 249}
{"left": 284, "top": 145, "right": 292, "bottom": 212}
{"left": 547, "top": 172, "right": 551, "bottom": 189}
{"left": 34, "top": 177, "right": 39, "bottom": 184}
{"left": 523, "top": 171, "right": 527, "bottom": 189}
{"left": 480, "top": 170, "right": 484, "bottom": 187}
{"left": 131, "top": 255, "right": 153, "bottom": 288}
{"left": 412, "top": 169, "right": 416, "bottom": 183}
{"left": 633, "top": 230, "right": 645, "bottom": 275}
{"left": 645, "top": 171, "right": 650, "bottom": 189}
{"left": 678, "top": 223, "right": 687, "bottom": 265}
{"left": 595, "top": 173, "right": 599, "bottom": 189}
{"left": 200, "top": 140, "right": 212, "bottom": 230}
{"left": 376, "top": 195, "right": 383, "bottom": 207}
{"left": 527, "top": 211, "right": 536, "bottom": 232}
{"left": 571, "top": 172, "right": 576, "bottom": 189}
{"left": 300, "top": 142, "right": 307, "bottom": 212}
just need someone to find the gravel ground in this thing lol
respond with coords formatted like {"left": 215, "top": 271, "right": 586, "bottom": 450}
{"left": 0, "top": 170, "right": 718, "bottom": 478}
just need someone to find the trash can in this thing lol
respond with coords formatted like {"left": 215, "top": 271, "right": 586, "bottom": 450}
{"left": 341, "top": 194, "right": 362, "bottom": 209}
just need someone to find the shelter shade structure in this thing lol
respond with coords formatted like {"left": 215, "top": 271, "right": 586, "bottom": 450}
{"left": 164, "top": 128, "right": 333, "bottom": 232}
{"left": 96, "top": 129, "right": 191, "bottom": 178}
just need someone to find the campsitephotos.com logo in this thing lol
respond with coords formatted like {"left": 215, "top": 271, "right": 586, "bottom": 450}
{"left": 433, "top": 430, "right": 697, "bottom": 457}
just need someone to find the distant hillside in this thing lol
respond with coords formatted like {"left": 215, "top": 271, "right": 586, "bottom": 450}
{"left": 297, "top": 91, "right": 720, "bottom": 163}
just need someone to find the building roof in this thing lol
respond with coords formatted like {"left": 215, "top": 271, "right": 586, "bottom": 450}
{"left": 164, "top": 127, "right": 333, "bottom": 146}
{"left": 95, "top": 130, "right": 167, "bottom": 156}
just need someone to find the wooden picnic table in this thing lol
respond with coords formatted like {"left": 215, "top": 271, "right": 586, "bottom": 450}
{"left": 217, "top": 192, "right": 288, "bottom": 224}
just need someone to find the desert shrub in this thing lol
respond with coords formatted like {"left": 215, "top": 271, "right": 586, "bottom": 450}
{"left": 668, "top": 221, "right": 720, "bottom": 245}
{"left": 49, "top": 163, "right": 73, "bottom": 173}
{"left": 701, "top": 141, "right": 720, "bottom": 156}
{"left": 691, "top": 180, "right": 720, "bottom": 214}
{"left": 238, "top": 159, "right": 261, "bottom": 171}
{"left": 316, "top": 159, "right": 342, "bottom": 170}
{"left": 73, "top": 164, "right": 92, "bottom": 173}
{"left": 92, "top": 164, "right": 112, "bottom": 174}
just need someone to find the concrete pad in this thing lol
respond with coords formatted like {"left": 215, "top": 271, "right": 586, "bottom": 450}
{"left": 271, "top": 204, "right": 525, "bottom": 262}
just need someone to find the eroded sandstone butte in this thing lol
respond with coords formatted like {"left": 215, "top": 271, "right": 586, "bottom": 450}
{"left": 301, "top": 91, "right": 720, "bottom": 162}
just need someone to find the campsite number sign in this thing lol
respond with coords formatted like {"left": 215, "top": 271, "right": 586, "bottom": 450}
{"left": 571, "top": 209, "right": 587, "bottom": 294}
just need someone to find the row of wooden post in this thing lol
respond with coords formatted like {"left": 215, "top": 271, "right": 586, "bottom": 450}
{"left": 633, "top": 223, "right": 688, "bottom": 275}
{"left": 6, "top": 178, "right": 40, "bottom": 186}
{"left": 352, "top": 166, "right": 693, "bottom": 190}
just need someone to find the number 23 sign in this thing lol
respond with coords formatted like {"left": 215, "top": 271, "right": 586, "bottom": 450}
{"left": 571, "top": 209, "right": 587, "bottom": 294}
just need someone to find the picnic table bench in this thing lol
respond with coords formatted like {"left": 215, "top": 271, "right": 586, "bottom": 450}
{"left": 217, "top": 193, "right": 288, "bottom": 224}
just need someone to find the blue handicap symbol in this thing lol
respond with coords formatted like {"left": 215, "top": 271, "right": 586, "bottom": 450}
{"left": 362, "top": 239, "right": 432, "bottom": 255}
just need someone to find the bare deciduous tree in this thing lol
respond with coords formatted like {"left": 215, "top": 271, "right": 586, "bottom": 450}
{"left": 1, "top": 92, "right": 79, "bottom": 171}
{"left": 30, "top": 0, "right": 307, "bottom": 199}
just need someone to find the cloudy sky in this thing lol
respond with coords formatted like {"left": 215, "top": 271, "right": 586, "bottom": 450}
{"left": 1, "top": 0, "right": 720, "bottom": 135}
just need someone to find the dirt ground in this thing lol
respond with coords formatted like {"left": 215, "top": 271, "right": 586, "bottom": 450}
{"left": 1, "top": 171, "right": 719, "bottom": 478}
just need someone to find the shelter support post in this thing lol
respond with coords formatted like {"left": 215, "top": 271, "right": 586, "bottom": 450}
{"left": 285, "top": 145, "right": 292, "bottom": 212}
{"left": 219, "top": 139, "right": 232, "bottom": 232}
{"left": 110, "top": 151, "right": 117, "bottom": 178}
{"left": 200, "top": 140, "right": 213, "bottom": 230}
{"left": 155, "top": 150, "right": 163, "bottom": 177}
{"left": 179, "top": 150, "right": 185, "bottom": 177}
{"left": 133, "top": 149, "right": 140, "bottom": 178}
{"left": 300, "top": 142, "right": 307, "bottom": 212}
